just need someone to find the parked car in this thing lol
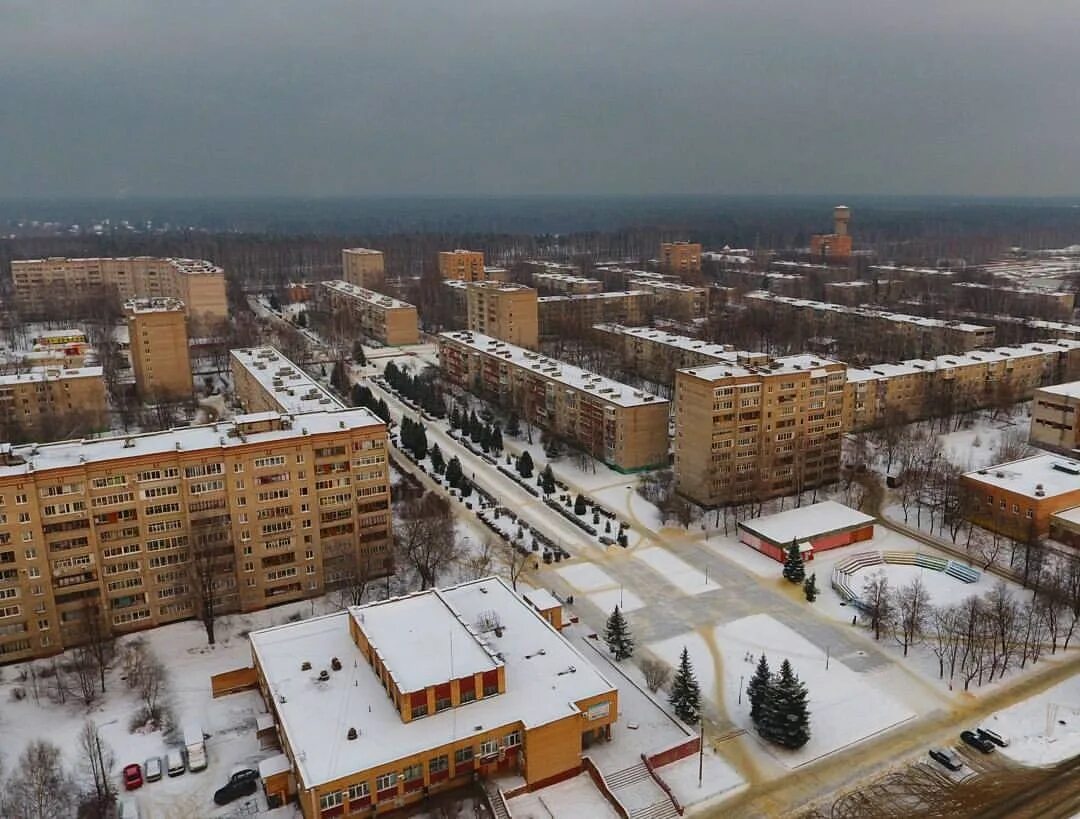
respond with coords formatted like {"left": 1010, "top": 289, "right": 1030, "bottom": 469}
{"left": 144, "top": 756, "right": 163, "bottom": 782}
{"left": 166, "top": 749, "right": 186, "bottom": 777}
{"left": 977, "top": 727, "right": 1010, "bottom": 747}
{"left": 929, "top": 749, "right": 963, "bottom": 771}
{"left": 122, "top": 763, "right": 144, "bottom": 790}
{"left": 118, "top": 798, "right": 140, "bottom": 819}
{"left": 961, "top": 730, "right": 996, "bottom": 754}
{"left": 213, "top": 769, "right": 259, "bottom": 806}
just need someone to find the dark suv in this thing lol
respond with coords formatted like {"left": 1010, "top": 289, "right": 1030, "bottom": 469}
{"left": 213, "top": 769, "right": 259, "bottom": 805}
{"left": 960, "top": 730, "right": 995, "bottom": 754}
{"left": 929, "top": 748, "right": 963, "bottom": 771}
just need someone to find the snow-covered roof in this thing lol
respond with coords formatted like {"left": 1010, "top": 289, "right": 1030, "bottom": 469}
{"left": 321, "top": 279, "right": 414, "bottom": 310}
{"left": 531, "top": 272, "right": 603, "bottom": 286}
{"left": 1050, "top": 506, "right": 1080, "bottom": 530}
{"left": 342, "top": 247, "right": 383, "bottom": 256}
{"left": 1037, "top": 381, "right": 1080, "bottom": 400}
{"left": 0, "top": 408, "right": 382, "bottom": 478}
{"left": 354, "top": 589, "right": 501, "bottom": 693}
{"left": 34, "top": 329, "right": 86, "bottom": 343}
{"left": 258, "top": 753, "right": 291, "bottom": 779}
{"left": 627, "top": 278, "right": 707, "bottom": 294}
{"left": 440, "top": 331, "right": 666, "bottom": 408}
{"left": 522, "top": 588, "right": 562, "bottom": 612}
{"left": 124, "top": 297, "right": 185, "bottom": 314}
{"left": 738, "top": 501, "right": 875, "bottom": 545}
{"left": 537, "top": 290, "right": 652, "bottom": 304}
{"left": 963, "top": 454, "right": 1080, "bottom": 500}
{"left": 744, "top": 292, "right": 993, "bottom": 334}
{"left": 466, "top": 281, "right": 535, "bottom": 295}
{"left": 0, "top": 365, "right": 103, "bottom": 387}
{"left": 594, "top": 324, "right": 737, "bottom": 360}
{"left": 952, "top": 281, "right": 1073, "bottom": 298}
{"left": 231, "top": 347, "right": 344, "bottom": 415}
{"left": 249, "top": 577, "right": 616, "bottom": 788}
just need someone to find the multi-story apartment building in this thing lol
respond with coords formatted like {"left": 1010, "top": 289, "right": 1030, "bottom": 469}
{"left": 231, "top": 347, "right": 343, "bottom": 416}
{"left": 659, "top": 242, "right": 702, "bottom": 277}
{"left": 951, "top": 281, "right": 1075, "bottom": 318}
{"left": 597, "top": 266, "right": 681, "bottom": 290}
{"left": 1030, "top": 381, "right": 1080, "bottom": 454}
{"left": 674, "top": 355, "right": 847, "bottom": 506}
{"left": 341, "top": 248, "right": 386, "bottom": 289}
{"left": 961, "top": 454, "right": 1080, "bottom": 540}
{"left": 537, "top": 291, "right": 652, "bottom": 339}
{"left": 531, "top": 271, "right": 604, "bottom": 295}
{"left": 441, "top": 280, "right": 470, "bottom": 329}
{"left": 593, "top": 324, "right": 742, "bottom": 384}
{"left": 125, "top": 298, "right": 192, "bottom": 400}
{"left": 465, "top": 282, "right": 539, "bottom": 349}
{"left": 744, "top": 291, "right": 997, "bottom": 352}
{"left": 11, "top": 256, "right": 227, "bottom": 331}
{"left": 245, "top": 576, "right": 617, "bottom": 817}
{"left": 0, "top": 407, "right": 391, "bottom": 664}
{"left": 317, "top": 280, "right": 420, "bottom": 347}
{"left": 823, "top": 279, "right": 907, "bottom": 306}
{"left": 438, "top": 250, "right": 486, "bottom": 282}
{"left": 438, "top": 332, "right": 669, "bottom": 471}
{"left": 0, "top": 366, "right": 108, "bottom": 441}
{"left": 627, "top": 278, "right": 708, "bottom": 320}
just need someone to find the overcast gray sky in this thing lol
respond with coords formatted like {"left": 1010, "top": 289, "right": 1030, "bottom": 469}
{"left": 2, "top": 0, "right": 1077, "bottom": 198}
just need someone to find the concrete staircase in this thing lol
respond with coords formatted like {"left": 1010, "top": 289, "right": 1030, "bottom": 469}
{"left": 602, "top": 762, "right": 680, "bottom": 819}
{"left": 604, "top": 761, "right": 651, "bottom": 789}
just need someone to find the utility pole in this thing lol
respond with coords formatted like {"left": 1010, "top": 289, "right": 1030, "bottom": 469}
{"left": 698, "top": 716, "right": 705, "bottom": 787}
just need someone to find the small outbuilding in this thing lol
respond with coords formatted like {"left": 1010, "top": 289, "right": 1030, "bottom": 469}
{"left": 737, "top": 500, "right": 875, "bottom": 562}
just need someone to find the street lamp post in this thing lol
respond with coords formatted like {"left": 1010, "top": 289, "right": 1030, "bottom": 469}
{"left": 698, "top": 715, "right": 705, "bottom": 787}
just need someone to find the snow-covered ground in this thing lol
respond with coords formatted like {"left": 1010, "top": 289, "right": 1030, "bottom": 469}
{"left": 648, "top": 614, "right": 916, "bottom": 769}
{"left": 633, "top": 547, "right": 721, "bottom": 596}
{"left": 986, "top": 674, "right": 1080, "bottom": 766}
{"left": 555, "top": 563, "right": 646, "bottom": 612}
{"left": 507, "top": 773, "right": 621, "bottom": 819}
{"left": 658, "top": 749, "right": 746, "bottom": 812}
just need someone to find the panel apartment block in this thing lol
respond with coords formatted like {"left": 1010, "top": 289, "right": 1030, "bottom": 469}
{"left": 531, "top": 271, "right": 604, "bottom": 295}
{"left": 125, "top": 298, "right": 192, "bottom": 400}
{"left": 342, "top": 248, "right": 386, "bottom": 289}
{"left": 12, "top": 256, "right": 227, "bottom": 330}
{"left": 674, "top": 355, "right": 847, "bottom": 506}
{"left": 318, "top": 280, "right": 420, "bottom": 347}
{"left": 438, "top": 332, "right": 669, "bottom": 471}
{"left": 465, "top": 281, "right": 539, "bottom": 349}
{"left": 438, "top": 250, "right": 486, "bottom": 282}
{"left": 659, "top": 241, "right": 702, "bottom": 276}
{"left": 1030, "top": 381, "right": 1080, "bottom": 454}
{"left": 0, "top": 366, "right": 108, "bottom": 441}
{"left": 231, "top": 347, "right": 344, "bottom": 416}
{"left": 537, "top": 291, "right": 652, "bottom": 339}
{"left": 0, "top": 408, "right": 391, "bottom": 664}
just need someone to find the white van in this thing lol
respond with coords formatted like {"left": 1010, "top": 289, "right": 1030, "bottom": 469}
{"left": 183, "top": 721, "right": 208, "bottom": 772}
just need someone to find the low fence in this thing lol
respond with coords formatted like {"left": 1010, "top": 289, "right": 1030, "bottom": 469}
{"left": 210, "top": 666, "right": 258, "bottom": 698}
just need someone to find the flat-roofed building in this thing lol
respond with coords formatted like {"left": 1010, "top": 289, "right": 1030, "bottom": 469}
{"left": 465, "top": 282, "right": 538, "bottom": 349}
{"left": 961, "top": 454, "right": 1080, "bottom": 539}
{"left": 674, "top": 354, "right": 847, "bottom": 506}
{"left": 342, "top": 248, "right": 385, "bottom": 289}
{"left": 11, "top": 256, "right": 227, "bottom": 331}
{"left": 245, "top": 576, "right": 617, "bottom": 816}
{"left": 318, "top": 280, "right": 420, "bottom": 347}
{"left": 438, "top": 332, "right": 669, "bottom": 470}
{"left": 659, "top": 242, "right": 702, "bottom": 277}
{"left": 737, "top": 501, "right": 874, "bottom": 562}
{"left": 125, "top": 298, "right": 192, "bottom": 400}
{"left": 0, "top": 366, "right": 108, "bottom": 442}
{"left": 531, "top": 271, "right": 604, "bottom": 295}
{"left": 0, "top": 408, "right": 391, "bottom": 665}
{"left": 951, "top": 281, "right": 1075, "bottom": 318}
{"left": 627, "top": 277, "right": 708, "bottom": 320}
{"left": 439, "top": 250, "right": 486, "bottom": 282}
{"left": 537, "top": 291, "right": 652, "bottom": 339}
{"left": 593, "top": 324, "right": 741, "bottom": 384}
{"left": 231, "top": 347, "right": 343, "bottom": 416}
{"left": 823, "top": 279, "right": 906, "bottom": 305}
{"left": 1031, "top": 381, "right": 1080, "bottom": 454}
{"left": 441, "top": 280, "right": 470, "bottom": 329}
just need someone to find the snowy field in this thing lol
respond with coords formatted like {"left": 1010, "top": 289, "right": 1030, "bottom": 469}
{"left": 649, "top": 614, "right": 915, "bottom": 769}
{"left": 658, "top": 749, "right": 746, "bottom": 812}
{"left": 986, "top": 674, "right": 1080, "bottom": 766}
{"left": 633, "top": 547, "right": 721, "bottom": 596}
{"left": 554, "top": 562, "right": 646, "bottom": 612}
{"left": 507, "top": 773, "right": 622, "bottom": 819}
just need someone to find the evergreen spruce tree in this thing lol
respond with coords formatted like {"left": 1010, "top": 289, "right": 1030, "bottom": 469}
{"left": 540, "top": 465, "right": 556, "bottom": 495}
{"left": 460, "top": 479, "right": 473, "bottom": 499}
{"left": 479, "top": 425, "right": 492, "bottom": 453}
{"left": 517, "top": 451, "right": 534, "bottom": 478}
{"left": 376, "top": 399, "right": 390, "bottom": 423}
{"left": 747, "top": 653, "right": 772, "bottom": 732}
{"left": 352, "top": 341, "right": 366, "bottom": 365}
{"left": 505, "top": 412, "right": 521, "bottom": 437}
{"left": 803, "top": 573, "right": 818, "bottom": 603}
{"left": 469, "top": 411, "right": 481, "bottom": 442}
{"left": 429, "top": 444, "right": 445, "bottom": 474}
{"left": 415, "top": 425, "right": 428, "bottom": 460}
{"left": 668, "top": 647, "right": 702, "bottom": 724}
{"left": 574, "top": 494, "right": 587, "bottom": 515}
{"left": 603, "top": 607, "right": 634, "bottom": 661}
{"left": 770, "top": 660, "right": 811, "bottom": 749}
{"left": 445, "top": 457, "right": 463, "bottom": 489}
{"left": 490, "top": 424, "right": 503, "bottom": 453}
{"left": 450, "top": 406, "right": 462, "bottom": 430}
{"left": 782, "top": 539, "right": 805, "bottom": 583}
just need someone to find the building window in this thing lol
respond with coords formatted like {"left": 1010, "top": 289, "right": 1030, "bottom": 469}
{"left": 402, "top": 763, "right": 422, "bottom": 782}
{"left": 435, "top": 696, "right": 452, "bottom": 712}
{"left": 375, "top": 773, "right": 397, "bottom": 793}
{"left": 411, "top": 703, "right": 428, "bottom": 719}
{"left": 454, "top": 747, "right": 473, "bottom": 765}
{"left": 318, "top": 790, "right": 343, "bottom": 810}
{"left": 504, "top": 730, "right": 521, "bottom": 747}
{"left": 429, "top": 755, "right": 448, "bottom": 774}
{"left": 347, "top": 782, "right": 369, "bottom": 801}
{"left": 479, "top": 740, "right": 498, "bottom": 759}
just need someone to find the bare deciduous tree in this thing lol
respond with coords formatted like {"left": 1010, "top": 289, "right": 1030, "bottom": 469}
{"left": 78, "top": 719, "right": 116, "bottom": 814}
{"left": 394, "top": 492, "right": 460, "bottom": 590}
{"left": 860, "top": 571, "right": 894, "bottom": 641}
{"left": 641, "top": 658, "right": 672, "bottom": 693}
{"left": 6, "top": 740, "right": 74, "bottom": 819}
{"left": 892, "top": 577, "right": 931, "bottom": 656}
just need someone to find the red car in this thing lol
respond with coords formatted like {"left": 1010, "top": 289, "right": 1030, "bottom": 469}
{"left": 123, "top": 763, "right": 144, "bottom": 790}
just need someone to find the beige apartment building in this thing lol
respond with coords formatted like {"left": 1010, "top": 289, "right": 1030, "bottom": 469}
{"left": 593, "top": 324, "right": 741, "bottom": 384}
{"left": 438, "top": 332, "right": 669, "bottom": 471}
{"left": 231, "top": 347, "right": 343, "bottom": 416}
{"left": 1030, "top": 381, "right": 1080, "bottom": 455}
{"left": 659, "top": 242, "right": 702, "bottom": 277}
{"left": 125, "top": 298, "right": 192, "bottom": 400}
{"left": 0, "top": 407, "right": 392, "bottom": 665}
{"left": 318, "top": 280, "right": 420, "bottom": 347}
{"left": 951, "top": 281, "right": 1075, "bottom": 318}
{"left": 674, "top": 355, "right": 847, "bottom": 506}
{"left": 0, "top": 366, "right": 108, "bottom": 442}
{"left": 627, "top": 278, "right": 708, "bottom": 320}
{"left": 531, "top": 271, "right": 604, "bottom": 295}
{"left": 537, "top": 291, "right": 652, "bottom": 339}
{"left": 342, "top": 248, "right": 386, "bottom": 289}
{"left": 439, "top": 250, "right": 486, "bottom": 282}
{"left": 11, "top": 257, "right": 227, "bottom": 331}
{"left": 465, "top": 282, "right": 539, "bottom": 349}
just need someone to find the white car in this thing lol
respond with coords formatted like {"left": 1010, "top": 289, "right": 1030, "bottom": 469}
{"left": 166, "top": 749, "right": 186, "bottom": 777}
{"left": 144, "top": 756, "right": 163, "bottom": 782}
{"left": 118, "top": 799, "right": 140, "bottom": 819}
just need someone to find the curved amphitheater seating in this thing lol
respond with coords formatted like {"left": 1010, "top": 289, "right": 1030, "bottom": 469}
{"left": 831, "top": 550, "right": 979, "bottom": 609}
